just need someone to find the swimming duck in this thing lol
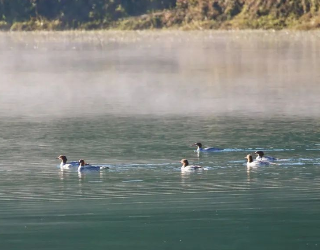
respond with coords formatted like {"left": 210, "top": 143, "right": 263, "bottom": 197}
{"left": 57, "top": 155, "right": 79, "bottom": 169}
{"left": 245, "top": 154, "right": 270, "bottom": 167}
{"left": 193, "top": 142, "right": 222, "bottom": 152}
{"left": 78, "top": 159, "right": 109, "bottom": 172}
{"left": 180, "top": 159, "right": 202, "bottom": 171}
{"left": 255, "top": 151, "right": 276, "bottom": 162}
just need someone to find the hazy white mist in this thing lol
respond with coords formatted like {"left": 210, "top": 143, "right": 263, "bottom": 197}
{"left": 1, "top": 31, "right": 319, "bottom": 118}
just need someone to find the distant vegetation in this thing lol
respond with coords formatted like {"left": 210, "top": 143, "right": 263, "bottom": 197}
{"left": 0, "top": 0, "right": 320, "bottom": 31}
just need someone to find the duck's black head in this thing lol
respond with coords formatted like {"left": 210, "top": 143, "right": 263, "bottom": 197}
{"left": 57, "top": 155, "right": 67, "bottom": 163}
{"left": 255, "top": 151, "right": 264, "bottom": 157}
{"left": 180, "top": 159, "right": 189, "bottom": 166}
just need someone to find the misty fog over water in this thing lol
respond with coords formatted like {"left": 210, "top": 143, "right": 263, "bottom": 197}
{"left": 1, "top": 30, "right": 320, "bottom": 118}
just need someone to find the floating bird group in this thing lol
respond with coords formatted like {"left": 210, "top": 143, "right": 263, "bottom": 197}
{"left": 57, "top": 155, "right": 109, "bottom": 172}
{"left": 57, "top": 142, "right": 277, "bottom": 173}
{"left": 188, "top": 143, "right": 277, "bottom": 170}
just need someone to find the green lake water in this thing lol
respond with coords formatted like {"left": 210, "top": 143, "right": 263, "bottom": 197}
{"left": 0, "top": 31, "right": 320, "bottom": 250}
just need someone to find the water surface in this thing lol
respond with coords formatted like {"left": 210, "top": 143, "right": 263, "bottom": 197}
{"left": 0, "top": 31, "right": 320, "bottom": 250}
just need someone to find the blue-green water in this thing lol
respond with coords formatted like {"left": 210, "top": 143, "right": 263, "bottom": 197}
{"left": 0, "top": 31, "right": 320, "bottom": 250}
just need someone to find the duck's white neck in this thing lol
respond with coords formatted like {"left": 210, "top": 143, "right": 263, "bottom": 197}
{"left": 78, "top": 161, "right": 86, "bottom": 171}
{"left": 195, "top": 146, "right": 202, "bottom": 152}
{"left": 247, "top": 158, "right": 254, "bottom": 163}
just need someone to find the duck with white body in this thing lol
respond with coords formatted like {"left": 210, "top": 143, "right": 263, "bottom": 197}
{"left": 57, "top": 155, "right": 79, "bottom": 170}
{"left": 78, "top": 159, "right": 109, "bottom": 172}
{"left": 255, "top": 151, "right": 276, "bottom": 162}
{"left": 245, "top": 154, "right": 270, "bottom": 167}
{"left": 180, "top": 159, "right": 202, "bottom": 171}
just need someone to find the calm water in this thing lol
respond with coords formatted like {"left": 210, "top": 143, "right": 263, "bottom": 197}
{"left": 0, "top": 31, "right": 320, "bottom": 250}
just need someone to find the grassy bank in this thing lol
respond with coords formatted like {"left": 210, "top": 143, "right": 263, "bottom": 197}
{"left": 1, "top": 0, "right": 320, "bottom": 31}
{"left": 115, "top": 0, "right": 320, "bottom": 30}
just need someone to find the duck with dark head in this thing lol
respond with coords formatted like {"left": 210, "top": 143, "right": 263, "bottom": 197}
{"left": 78, "top": 159, "right": 109, "bottom": 172}
{"left": 193, "top": 142, "right": 222, "bottom": 153}
{"left": 255, "top": 151, "right": 277, "bottom": 162}
{"left": 180, "top": 159, "right": 202, "bottom": 171}
{"left": 57, "top": 155, "right": 79, "bottom": 169}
